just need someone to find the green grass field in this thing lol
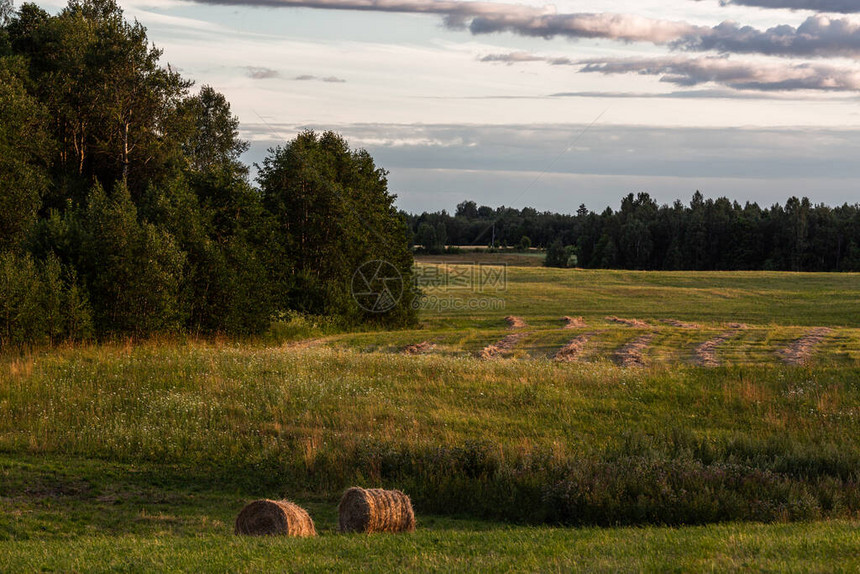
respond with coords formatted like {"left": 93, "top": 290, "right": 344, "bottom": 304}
{"left": 2, "top": 264, "right": 859, "bottom": 571}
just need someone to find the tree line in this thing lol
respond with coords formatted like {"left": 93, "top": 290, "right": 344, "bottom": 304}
{"left": 407, "top": 193, "right": 860, "bottom": 271}
{"left": 0, "top": 0, "right": 414, "bottom": 348}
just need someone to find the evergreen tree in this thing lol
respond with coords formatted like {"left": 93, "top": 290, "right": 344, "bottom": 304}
{"left": 544, "top": 240, "right": 569, "bottom": 268}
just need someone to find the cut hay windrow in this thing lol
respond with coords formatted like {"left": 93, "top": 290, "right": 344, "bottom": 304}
{"left": 605, "top": 316, "right": 650, "bottom": 328}
{"left": 562, "top": 316, "right": 587, "bottom": 329}
{"left": 661, "top": 318, "right": 701, "bottom": 329}
{"left": 616, "top": 333, "right": 656, "bottom": 367}
{"left": 234, "top": 499, "right": 316, "bottom": 537}
{"left": 694, "top": 329, "right": 742, "bottom": 367}
{"left": 554, "top": 334, "right": 590, "bottom": 362}
{"left": 479, "top": 333, "right": 523, "bottom": 360}
{"left": 505, "top": 316, "right": 528, "bottom": 329}
{"left": 338, "top": 487, "right": 416, "bottom": 534}
{"left": 778, "top": 327, "right": 834, "bottom": 365}
{"left": 403, "top": 341, "right": 436, "bottom": 355}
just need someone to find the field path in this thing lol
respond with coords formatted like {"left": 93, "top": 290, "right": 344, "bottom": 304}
{"left": 778, "top": 327, "right": 834, "bottom": 365}
{"left": 616, "top": 333, "right": 657, "bottom": 367}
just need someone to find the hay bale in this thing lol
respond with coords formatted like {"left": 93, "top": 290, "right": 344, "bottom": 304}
{"left": 338, "top": 487, "right": 415, "bottom": 534}
{"left": 234, "top": 499, "right": 317, "bottom": 537}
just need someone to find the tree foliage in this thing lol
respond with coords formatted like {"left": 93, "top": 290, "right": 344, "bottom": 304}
{"left": 0, "top": 0, "right": 414, "bottom": 347}
{"left": 409, "top": 191, "right": 860, "bottom": 272}
{"left": 258, "top": 131, "right": 415, "bottom": 325}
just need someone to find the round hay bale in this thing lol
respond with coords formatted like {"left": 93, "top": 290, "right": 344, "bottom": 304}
{"left": 338, "top": 487, "right": 415, "bottom": 534}
{"left": 234, "top": 499, "right": 317, "bottom": 537}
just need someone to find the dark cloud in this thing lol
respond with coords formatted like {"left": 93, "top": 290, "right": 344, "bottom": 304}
{"left": 480, "top": 50, "right": 860, "bottom": 92}
{"left": 245, "top": 66, "right": 280, "bottom": 79}
{"left": 710, "top": 0, "right": 860, "bottom": 13}
{"left": 295, "top": 74, "right": 346, "bottom": 82}
{"left": 187, "top": 0, "right": 860, "bottom": 58}
{"left": 581, "top": 56, "right": 860, "bottom": 91}
{"left": 187, "top": 0, "right": 702, "bottom": 44}
{"left": 678, "top": 15, "right": 860, "bottom": 58}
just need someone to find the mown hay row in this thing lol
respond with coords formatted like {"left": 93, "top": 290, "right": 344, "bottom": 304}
{"left": 403, "top": 341, "right": 436, "bottom": 355}
{"left": 479, "top": 333, "right": 523, "bottom": 359}
{"left": 234, "top": 499, "right": 316, "bottom": 537}
{"left": 694, "top": 329, "right": 742, "bottom": 367}
{"left": 616, "top": 333, "right": 656, "bottom": 367}
{"left": 505, "top": 316, "right": 528, "bottom": 329}
{"left": 605, "top": 316, "right": 650, "bottom": 328}
{"left": 338, "top": 487, "right": 415, "bottom": 534}
{"left": 661, "top": 318, "right": 701, "bottom": 329}
{"left": 562, "top": 316, "right": 587, "bottom": 329}
{"left": 778, "top": 327, "right": 834, "bottom": 365}
{"left": 554, "top": 334, "right": 591, "bottom": 362}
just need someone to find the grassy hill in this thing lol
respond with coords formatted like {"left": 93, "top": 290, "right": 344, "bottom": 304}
{"left": 1, "top": 266, "right": 859, "bottom": 570}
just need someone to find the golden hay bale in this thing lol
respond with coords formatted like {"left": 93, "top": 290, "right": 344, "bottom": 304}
{"left": 338, "top": 487, "right": 416, "bottom": 534}
{"left": 234, "top": 499, "right": 317, "bottom": 537}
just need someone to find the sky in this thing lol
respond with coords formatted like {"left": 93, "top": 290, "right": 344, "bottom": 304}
{"left": 36, "top": 0, "right": 860, "bottom": 212}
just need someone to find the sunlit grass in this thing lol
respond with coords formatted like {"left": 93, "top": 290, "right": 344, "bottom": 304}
{"left": 3, "top": 266, "right": 860, "bottom": 569}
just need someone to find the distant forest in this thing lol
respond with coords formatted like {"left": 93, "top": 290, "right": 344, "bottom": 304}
{"left": 0, "top": 0, "right": 414, "bottom": 348}
{"left": 407, "top": 193, "right": 860, "bottom": 271}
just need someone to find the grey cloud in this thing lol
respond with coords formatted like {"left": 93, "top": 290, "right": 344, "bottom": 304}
{"left": 188, "top": 0, "right": 703, "bottom": 44}
{"left": 711, "top": 0, "right": 860, "bottom": 13}
{"left": 580, "top": 55, "right": 860, "bottom": 91}
{"left": 546, "top": 89, "right": 803, "bottom": 99}
{"left": 480, "top": 51, "right": 573, "bottom": 65}
{"left": 481, "top": 50, "right": 860, "bottom": 92}
{"left": 295, "top": 74, "right": 347, "bottom": 82}
{"left": 245, "top": 66, "right": 280, "bottom": 79}
{"left": 239, "top": 122, "right": 860, "bottom": 212}
{"left": 187, "top": 0, "right": 860, "bottom": 58}
{"left": 678, "top": 15, "right": 860, "bottom": 58}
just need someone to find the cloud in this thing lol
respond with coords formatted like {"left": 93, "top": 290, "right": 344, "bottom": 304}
{"left": 245, "top": 66, "right": 280, "bottom": 79}
{"left": 579, "top": 55, "right": 860, "bottom": 91}
{"left": 710, "top": 0, "right": 860, "bottom": 13}
{"left": 678, "top": 14, "right": 860, "bottom": 58}
{"left": 185, "top": 0, "right": 860, "bottom": 59}
{"left": 480, "top": 51, "right": 573, "bottom": 65}
{"left": 294, "top": 74, "right": 347, "bottom": 82}
{"left": 238, "top": 123, "right": 860, "bottom": 212}
{"left": 481, "top": 49, "right": 860, "bottom": 91}
{"left": 186, "top": 0, "right": 704, "bottom": 44}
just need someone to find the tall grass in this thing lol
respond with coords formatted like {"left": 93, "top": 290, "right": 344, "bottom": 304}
{"left": 3, "top": 343, "right": 859, "bottom": 525}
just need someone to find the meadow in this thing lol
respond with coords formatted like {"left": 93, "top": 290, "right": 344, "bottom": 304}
{"left": 1, "top": 262, "right": 859, "bottom": 570}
